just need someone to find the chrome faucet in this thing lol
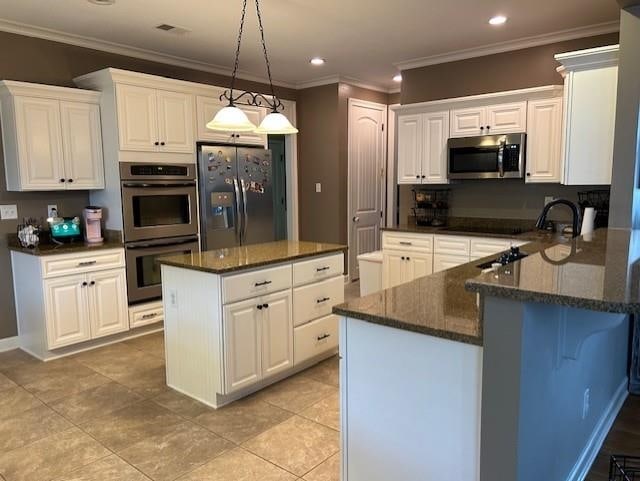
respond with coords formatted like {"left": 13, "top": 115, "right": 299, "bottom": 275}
{"left": 535, "top": 199, "right": 582, "bottom": 238}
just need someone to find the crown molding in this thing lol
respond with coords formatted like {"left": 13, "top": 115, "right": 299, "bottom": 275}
{"left": 295, "top": 75, "right": 396, "bottom": 94}
{"left": 394, "top": 21, "right": 620, "bottom": 71}
{"left": 0, "top": 18, "right": 297, "bottom": 89}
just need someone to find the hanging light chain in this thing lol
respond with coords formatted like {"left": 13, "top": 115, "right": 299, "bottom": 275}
{"left": 254, "top": 0, "right": 278, "bottom": 110}
{"left": 229, "top": 0, "right": 248, "bottom": 104}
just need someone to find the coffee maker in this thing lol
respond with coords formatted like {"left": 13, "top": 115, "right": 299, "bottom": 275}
{"left": 83, "top": 206, "right": 103, "bottom": 244}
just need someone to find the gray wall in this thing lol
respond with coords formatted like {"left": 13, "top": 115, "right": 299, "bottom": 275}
{"left": 0, "top": 30, "right": 297, "bottom": 341}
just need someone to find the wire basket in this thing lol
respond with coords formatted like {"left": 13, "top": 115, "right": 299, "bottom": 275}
{"left": 412, "top": 189, "right": 450, "bottom": 227}
{"left": 610, "top": 455, "right": 640, "bottom": 480}
{"left": 578, "top": 189, "right": 610, "bottom": 228}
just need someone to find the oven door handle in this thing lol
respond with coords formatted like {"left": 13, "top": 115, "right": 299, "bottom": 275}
{"left": 122, "top": 181, "right": 196, "bottom": 188}
{"left": 126, "top": 237, "right": 199, "bottom": 249}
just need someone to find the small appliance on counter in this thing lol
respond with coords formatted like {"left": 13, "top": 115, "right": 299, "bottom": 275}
{"left": 83, "top": 206, "right": 103, "bottom": 244}
{"left": 16, "top": 218, "right": 42, "bottom": 248}
{"left": 48, "top": 211, "right": 82, "bottom": 244}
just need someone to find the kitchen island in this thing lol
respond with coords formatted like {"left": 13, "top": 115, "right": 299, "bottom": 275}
{"left": 159, "top": 240, "right": 346, "bottom": 408}
{"left": 335, "top": 228, "right": 635, "bottom": 481}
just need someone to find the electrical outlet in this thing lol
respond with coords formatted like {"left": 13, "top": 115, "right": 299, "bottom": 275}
{"left": 544, "top": 196, "right": 556, "bottom": 205}
{"left": 582, "top": 388, "right": 591, "bottom": 420}
{"left": 47, "top": 204, "right": 58, "bottom": 219}
{"left": 315, "top": 183, "right": 322, "bottom": 193}
{"left": 0, "top": 204, "right": 18, "bottom": 220}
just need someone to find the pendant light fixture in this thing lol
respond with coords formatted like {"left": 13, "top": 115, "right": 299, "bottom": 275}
{"left": 207, "top": 0, "right": 298, "bottom": 134}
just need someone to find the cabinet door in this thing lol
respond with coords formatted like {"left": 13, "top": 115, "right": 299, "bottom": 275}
{"left": 60, "top": 101, "right": 105, "bottom": 189}
{"left": 422, "top": 111, "right": 449, "bottom": 184}
{"left": 13, "top": 96, "right": 65, "bottom": 190}
{"left": 486, "top": 102, "right": 527, "bottom": 134}
{"left": 383, "top": 250, "right": 406, "bottom": 288}
{"left": 526, "top": 98, "right": 563, "bottom": 183}
{"left": 397, "top": 114, "right": 423, "bottom": 184}
{"left": 87, "top": 268, "right": 129, "bottom": 339}
{"left": 433, "top": 254, "right": 469, "bottom": 273}
{"left": 157, "top": 89, "right": 195, "bottom": 153}
{"left": 196, "top": 96, "right": 267, "bottom": 146}
{"left": 408, "top": 252, "right": 433, "bottom": 281}
{"left": 116, "top": 84, "right": 158, "bottom": 152}
{"left": 450, "top": 107, "right": 485, "bottom": 138}
{"left": 223, "top": 298, "right": 262, "bottom": 393}
{"left": 261, "top": 290, "right": 293, "bottom": 378}
{"left": 44, "top": 274, "right": 91, "bottom": 349}
{"left": 233, "top": 105, "right": 268, "bottom": 147}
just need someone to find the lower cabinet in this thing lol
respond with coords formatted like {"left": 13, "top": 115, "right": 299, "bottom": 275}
{"left": 383, "top": 249, "right": 433, "bottom": 289}
{"left": 433, "top": 254, "right": 470, "bottom": 273}
{"left": 223, "top": 290, "right": 293, "bottom": 394}
{"left": 44, "top": 268, "right": 129, "bottom": 349}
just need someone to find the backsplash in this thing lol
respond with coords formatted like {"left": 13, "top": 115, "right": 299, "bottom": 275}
{"left": 398, "top": 181, "right": 610, "bottom": 224}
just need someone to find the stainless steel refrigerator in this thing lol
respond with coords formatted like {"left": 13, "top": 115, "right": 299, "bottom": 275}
{"left": 198, "top": 144, "right": 276, "bottom": 250}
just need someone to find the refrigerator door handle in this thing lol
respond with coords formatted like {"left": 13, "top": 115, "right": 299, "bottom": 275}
{"left": 233, "top": 178, "right": 242, "bottom": 244}
{"left": 240, "top": 178, "right": 249, "bottom": 243}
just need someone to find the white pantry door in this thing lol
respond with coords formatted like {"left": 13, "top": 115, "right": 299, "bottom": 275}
{"left": 348, "top": 99, "right": 387, "bottom": 280}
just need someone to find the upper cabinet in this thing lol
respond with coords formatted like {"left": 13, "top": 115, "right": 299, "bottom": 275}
{"left": 556, "top": 45, "right": 619, "bottom": 185}
{"left": 196, "top": 95, "right": 267, "bottom": 147}
{"left": 0, "top": 81, "right": 104, "bottom": 191}
{"left": 116, "top": 84, "right": 195, "bottom": 154}
{"left": 450, "top": 101, "right": 526, "bottom": 137}
{"left": 397, "top": 110, "right": 449, "bottom": 185}
{"left": 525, "top": 98, "right": 563, "bottom": 183}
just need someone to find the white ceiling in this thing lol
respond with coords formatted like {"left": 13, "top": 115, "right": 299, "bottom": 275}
{"left": 0, "top": 0, "right": 620, "bottom": 91}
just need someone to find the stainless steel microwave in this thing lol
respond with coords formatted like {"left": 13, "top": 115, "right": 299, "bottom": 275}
{"left": 448, "top": 133, "right": 526, "bottom": 180}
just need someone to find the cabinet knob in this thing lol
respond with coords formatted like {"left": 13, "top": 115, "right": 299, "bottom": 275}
{"left": 526, "top": 172, "right": 531, "bottom": 177}
{"left": 154, "top": 141, "right": 159, "bottom": 146}
{"left": 480, "top": 126, "right": 484, "bottom": 130}
{"left": 67, "top": 179, "right": 73, "bottom": 183}
{"left": 486, "top": 125, "right": 491, "bottom": 130}
{"left": 421, "top": 175, "right": 426, "bottom": 179}
{"left": 160, "top": 141, "right": 165, "bottom": 146}
{"left": 59, "top": 178, "right": 65, "bottom": 183}
{"left": 257, "top": 305, "right": 263, "bottom": 310}
{"left": 81, "top": 281, "right": 88, "bottom": 287}
{"left": 89, "top": 281, "right": 95, "bottom": 286}
{"left": 263, "top": 303, "right": 269, "bottom": 309}
{"left": 406, "top": 257, "right": 411, "bottom": 261}
{"left": 401, "top": 256, "right": 405, "bottom": 260}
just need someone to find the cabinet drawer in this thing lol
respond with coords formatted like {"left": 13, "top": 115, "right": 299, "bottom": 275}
{"left": 433, "top": 254, "right": 469, "bottom": 273}
{"left": 470, "top": 238, "right": 512, "bottom": 259}
{"left": 294, "top": 314, "right": 339, "bottom": 365}
{"left": 382, "top": 232, "right": 433, "bottom": 252}
{"left": 434, "top": 235, "right": 470, "bottom": 256}
{"left": 42, "top": 249, "right": 125, "bottom": 278}
{"left": 129, "top": 301, "right": 164, "bottom": 329}
{"left": 293, "top": 276, "right": 344, "bottom": 327}
{"left": 293, "top": 253, "right": 344, "bottom": 287}
{"left": 222, "top": 264, "right": 292, "bottom": 304}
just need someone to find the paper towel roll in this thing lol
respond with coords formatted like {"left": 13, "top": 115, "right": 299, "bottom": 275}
{"left": 580, "top": 207, "right": 596, "bottom": 236}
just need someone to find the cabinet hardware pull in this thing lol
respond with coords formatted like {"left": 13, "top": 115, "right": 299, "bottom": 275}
{"left": 316, "top": 266, "right": 330, "bottom": 272}
{"left": 406, "top": 257, "right": 411, "bottom": 261}
{"left": 317, "top": 333, "right": 331, "bottom": 341}
{"left": 89, "top": 281, "right": 95, "bottom": 286}
{"left": 77, "top": 261, "right": 97, "bottom": 267}
{"left": 257, "top": 305, "right": 263, "bottom": 310}
{"left": 254, "top": 280, "right": 272, "bottom": 287}
{"left": 401, "top": 256, "right": 405, "bottom": 260}
{"left": 59, "top": 178, "right": 65, "bottom": 183}
{"left": 316, "top": 297, "right": 330, "bottom": 304}
{"left": 154, "top": 141, "right": 159, "bottom": 146}
{"left": 263, "top": 303, "right": 269, "bottom": 309}
{"left": 399, "top": 241, "right": 412, "bottom": 246}
{"left": 67, "top": 179, "right": 74, "bottom": 183}
{"left": 141, "top": 313, "right": 158, "bottom": 320}
{"left": 160, "top": 141, "right": 165, "bottom": 146}
{"left": 81, "top": 281, "right": 88, "bottom": 287}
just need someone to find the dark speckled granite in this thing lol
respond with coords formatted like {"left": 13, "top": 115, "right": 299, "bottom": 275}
{"left": 158, "top": 240, "right": 346, "bottom": 274}
{"left": 383, "top": 217, "right": 539, "bottom": 239}
{"left": 7, "top": 230, "right": 123, "bottom": 256}
{"left": 466, "top": 228, "right": 640, "bottom": 314}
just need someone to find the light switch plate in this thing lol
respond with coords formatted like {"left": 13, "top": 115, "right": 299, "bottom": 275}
{"left": 47, "top": 204, "right": 58, "bottom": 218}
{"left": 315, "top": 183, "right": 322, "bottom": 193}
{"left": 0, "top": 204, "right": 18, "bottom": 220}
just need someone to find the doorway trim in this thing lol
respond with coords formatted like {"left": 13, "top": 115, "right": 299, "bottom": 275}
{"left": 282, "top": 99, "right": 299, "bottom": 241}
{"left": 347, "top": 97, "right": 388, "bottom": 281}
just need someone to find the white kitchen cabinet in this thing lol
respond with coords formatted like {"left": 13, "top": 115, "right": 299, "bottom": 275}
{"left": 525, "top": 98, "right": 563, "bottom": 183}
{"left": 44, "top": 273, "right": 91, "bottom": 349}
{"left": 88, "top": 268, "right": 129, "bottom": 339}
{"left": 0, "top": 81, "right": 104, "bottom": 191}
{"left": 397, "top": 114, "right": 423, "bottom": 184}
{"left": 383, "top": 250, "right": 407, "bottom": 288}
{"left": 450, "top": 107, "right": 486, "bottom": 137}
{"left": 450, "top": 102, "right": 526, "bottom": 138}
{"left": 433, "top": 254, "right": 469, "bottom": 273}
{"left": 12, "top": 248, "right": 129, "bottom": 358}
{"left": 223, "top": 298, "right": 262, "bottom": 393}
{"left": 261, "top": 290, "right": 294, "bottom": 378}
{"left": 196, "top": 95, "right": 267, "bottom": 146}
{"left": 556, "top": 45, "right": 618, "bottom": 185}
{"left": 60, "top": 101, "right": 105, "bottom": 189}
{"left": 411, "top": 252, "right": 434, "bottom": 278}
{"left": 397, "top": 111, "right": 448, "bottom": 185}
{"left": 116, "top": 83, "right": 194, "bottom": 154}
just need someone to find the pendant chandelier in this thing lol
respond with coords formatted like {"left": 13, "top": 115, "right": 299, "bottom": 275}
{"left": 207, "top": 0, "right": 298, "bottom": 134}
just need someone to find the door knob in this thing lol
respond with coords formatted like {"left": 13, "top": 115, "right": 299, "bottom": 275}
{"left": 352, "top": 216, "right": 360, "bottom": 223}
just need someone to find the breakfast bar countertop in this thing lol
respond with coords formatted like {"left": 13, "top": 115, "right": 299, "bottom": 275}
{"left": 158, "top": 240, "right": 347, "bottom": 274}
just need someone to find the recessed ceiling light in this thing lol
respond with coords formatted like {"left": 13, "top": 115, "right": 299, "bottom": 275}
{"left": 88, "top": 0, "right": 116, "bottom": 4}
{"left": 309, "top": 57, "right": 325, "bottom": 66}
{"left": 489, "top": 15, "right": 507, "bottom": 26}
{"left": 393, "top": 74, "right": 402, "bottom": 82}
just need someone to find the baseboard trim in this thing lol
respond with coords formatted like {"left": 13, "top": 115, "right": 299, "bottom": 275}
{"left": 566, "top": 378, "right": 628, "bottom": 481}
{"left": 0, "top": 336, "right": 19, "bottom": 352}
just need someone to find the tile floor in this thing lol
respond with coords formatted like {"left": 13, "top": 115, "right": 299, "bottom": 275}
{"left": 0, "top": 333, "right": 341, "bottom": 481}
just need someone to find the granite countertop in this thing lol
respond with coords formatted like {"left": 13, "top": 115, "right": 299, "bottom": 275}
{"left": 7, "top": 234, "right": 124, "bottom": 256}
{"left": 382, "top": 217, "right": 540, "bottom": 239}
{"left": 466, "top": 228, "right": 640, "bottom": 314}
{"left": 333, "top": 232, "right": 568, "bottom": 346}
{"left": 158, "top": 240, "right": 347, "bottom": 274}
